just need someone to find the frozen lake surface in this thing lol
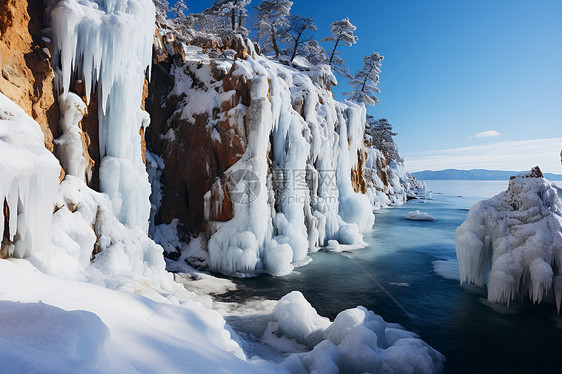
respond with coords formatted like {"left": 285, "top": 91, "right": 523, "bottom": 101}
{"left": 217, "top": 180, "right": 562, "bottom": 373}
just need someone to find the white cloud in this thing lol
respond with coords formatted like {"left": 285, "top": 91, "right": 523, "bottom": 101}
{"left": 404, "top": 137, "right": 562, "bottom": 174}
{"left": 473, "top": 130, "right": 501, "bottom": 138}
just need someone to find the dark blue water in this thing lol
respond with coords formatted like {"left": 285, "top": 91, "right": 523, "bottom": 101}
{"left": 218, "top": 181, "right": 562, "bottom": 373}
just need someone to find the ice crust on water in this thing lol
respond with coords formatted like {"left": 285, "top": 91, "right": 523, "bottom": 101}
{"left": 201, "top": 52, "right": 374, "bottom": 276}
{"left": 456, "top": 172, "right": 562, "bottom": 310}
{"left": 50, "top": 0, "right": 155, "bottom": 231}
{"left": 405, "top": 210, "right": 437, "bottom": 222}
{"left": 0, "top": 93, "right": 60, "bottom": 264}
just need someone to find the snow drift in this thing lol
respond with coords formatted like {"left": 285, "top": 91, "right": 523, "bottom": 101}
{"left": 456, "top": 167, "right": 562, "bottom": 311}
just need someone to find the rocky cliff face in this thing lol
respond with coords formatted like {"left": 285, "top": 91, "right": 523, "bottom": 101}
{"left": 0, "top": 0, "right": 58, "bottom": 150}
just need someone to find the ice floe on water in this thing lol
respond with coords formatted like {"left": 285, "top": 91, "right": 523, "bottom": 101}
{"left": 432, "top": 259, "right": 460, "bottom": 281}
{"left": 405, "top": 210, "right": 437, "bottom": 222}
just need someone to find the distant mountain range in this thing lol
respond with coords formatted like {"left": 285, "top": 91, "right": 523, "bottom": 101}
{"left": 412, "top": 169, "right": 562, "bottom": 181}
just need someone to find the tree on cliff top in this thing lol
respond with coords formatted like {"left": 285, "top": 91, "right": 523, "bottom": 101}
{"left": 203, "top": 0, "right": 252, "bottom": 35}
{"left": 344, "top": 52, "right": 383, "bottom": 106}
{"left": 322, "top": 18, "right": 358, "bottom": 77}
{"left": 283, "top": 15, "right": 317, "bottom": 63}
{"left": 366, "top": 116, "right": 402, "bottom": 162}
{"left": 254, "top": 0, "right": 293, "bottom": 58}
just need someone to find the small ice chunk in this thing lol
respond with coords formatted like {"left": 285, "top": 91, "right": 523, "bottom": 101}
{"left": 405, "top": 210, "right": 437, "bottom": 221}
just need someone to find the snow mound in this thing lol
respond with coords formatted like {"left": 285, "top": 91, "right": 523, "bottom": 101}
{"left": 0, "top": 93, "right": 60, "bottom": 264}
{"left": 456, "top": 168, "right": 562, "bottom": 311}
{"left": 51, "top": 176, "right": 174, "bottom": 293}
{"left": 273, "top": 291, "right": 445, "bottom": 373}
{"left": 405, "top": 210, "right": 437, "bottom": 222}
{"left": 0, "top": 300, "right": 109, "bottom": 373}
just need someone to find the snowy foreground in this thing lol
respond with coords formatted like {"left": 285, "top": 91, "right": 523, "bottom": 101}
{"left": 0, "top": 259, "right": 444, "bottom": 374}
{"left": 456, "top": 168, "right": 562, "bottom": 311}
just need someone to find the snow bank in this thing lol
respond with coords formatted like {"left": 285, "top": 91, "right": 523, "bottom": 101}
{"left": 0, "top": 93, "right": 60, "bottom": 264}
{"left": 50, "top": 0, "right": 155, "bottom": 231}
{"left": 456, "top": 169, "right": 562, "bottom": 310}
{"left": 0, "top": 259, "right": 277, "bottom": 374}
{"left": 405, "top": 210, "right": 437, "bottom": 222}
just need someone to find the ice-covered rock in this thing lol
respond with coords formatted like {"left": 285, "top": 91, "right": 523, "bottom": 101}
{"left": 365, "top": 147, "right": 427, "bottom": 209}
{"left": 405, "top": 210, "right": 437, "bottom": 222}
{"left": 456, "top": 167, "right": 562, "bottom": 311}
{"left": 0, "top": 93, "right": 60, "bottom": 264}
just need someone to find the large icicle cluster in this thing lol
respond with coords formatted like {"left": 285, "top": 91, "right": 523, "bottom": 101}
{"left": 0, "top": 93, "right": 60, "bottom": 264}
{"left": 188, "top": 50, "right": 376, "bottom": 276}
{"left": 50, "top": 0, "right": 155, "bottom": 231}
{"left": 456, "top": 168, "right": 562, "bottom": 311}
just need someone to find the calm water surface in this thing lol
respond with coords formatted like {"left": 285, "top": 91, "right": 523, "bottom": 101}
{"left": 218, "top": 180, "right": 562, "bottom": 373}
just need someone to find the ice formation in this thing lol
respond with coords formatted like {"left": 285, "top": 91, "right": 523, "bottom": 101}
{"left": 156, "top": 41, "right": 375, "bottom": 276}
{"left": 456, "top": 169, "right": 562, "bottom": 310}
{"left": 0, "top": 93, "right": 60, "bottom": 264}
{"left": 54, "top": 92, "right": 88, "bottom": 180}
{"left": 50, "top": 0, "right": 155, "bottom": 231}
{"left": 51, "top": 176, "right": 174, "bottom": 292}
{"left": 405, "top": 210, "right": 437, "bottom": 222}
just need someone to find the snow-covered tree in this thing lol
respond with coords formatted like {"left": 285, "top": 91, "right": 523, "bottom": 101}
{"left": 366, "top": 117, "right": 402, "bottom": 162}
{"left": 254, "top": 0, "right": 293, "bottom": 58}
{"left": 283, "top": 15, "right": 317, "bottom": 63}
{"left": 153, "top": 0, "right": 171, "bottom": 24}
{"left": 322, "top": 18, "right": 358, "bottom": 77}
{"left": 205, "top": 0, "right": 252, "bottom": 35}
{"left": 344, "top": 52, "right": 383, "bottom": 106}
{"left": 171, "top": 0, "right": 189, "bottom": 24}
{"left": 299, "top": 39, "right": 327, "bottom": 64}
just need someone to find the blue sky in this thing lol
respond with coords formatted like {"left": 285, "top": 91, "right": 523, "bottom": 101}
{"left": 178, "top": 1, "right": 562, "bottom": 172}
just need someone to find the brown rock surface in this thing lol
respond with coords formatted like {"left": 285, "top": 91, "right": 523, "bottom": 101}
{"left": 0, "top": 0, "right": 59, "bottom": 150}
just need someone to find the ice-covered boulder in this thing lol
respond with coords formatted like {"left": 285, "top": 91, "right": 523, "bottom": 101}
{"left": 272, "top": 291, "right": 445, "bottom": 373}
{"left": 456, "top": 167, "right": 562, "bottom": 311}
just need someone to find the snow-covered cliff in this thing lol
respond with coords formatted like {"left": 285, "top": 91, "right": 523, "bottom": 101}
{"left": 456, "top": 167, "right": 562, "bottom": 311}
{"left": 146, "top": 30, "right": 376, "bottom": 276}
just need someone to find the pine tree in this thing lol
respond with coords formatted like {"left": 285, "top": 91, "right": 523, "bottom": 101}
{"left": 205, "top": 0, "right": 252, "bottom": 35}
{"left": 344, "top": 52, "right": 383, "bottom": 106}
{"left": 153, "top": 0, "right": 171, "bottom": 24}
{"left": 254, "top": 0, "right": 293, "bottom": 58}
{"left": 171, "top": 0, "right": 188, "bottom": 24}
{"left": 282, "top": 15, "right": 317, "bottom": 63}
{"left": 321, "top": 18, "right": 358, "bottom": 77}
{"left": 366, "top": 117, "right": 402, "bottom": 162}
